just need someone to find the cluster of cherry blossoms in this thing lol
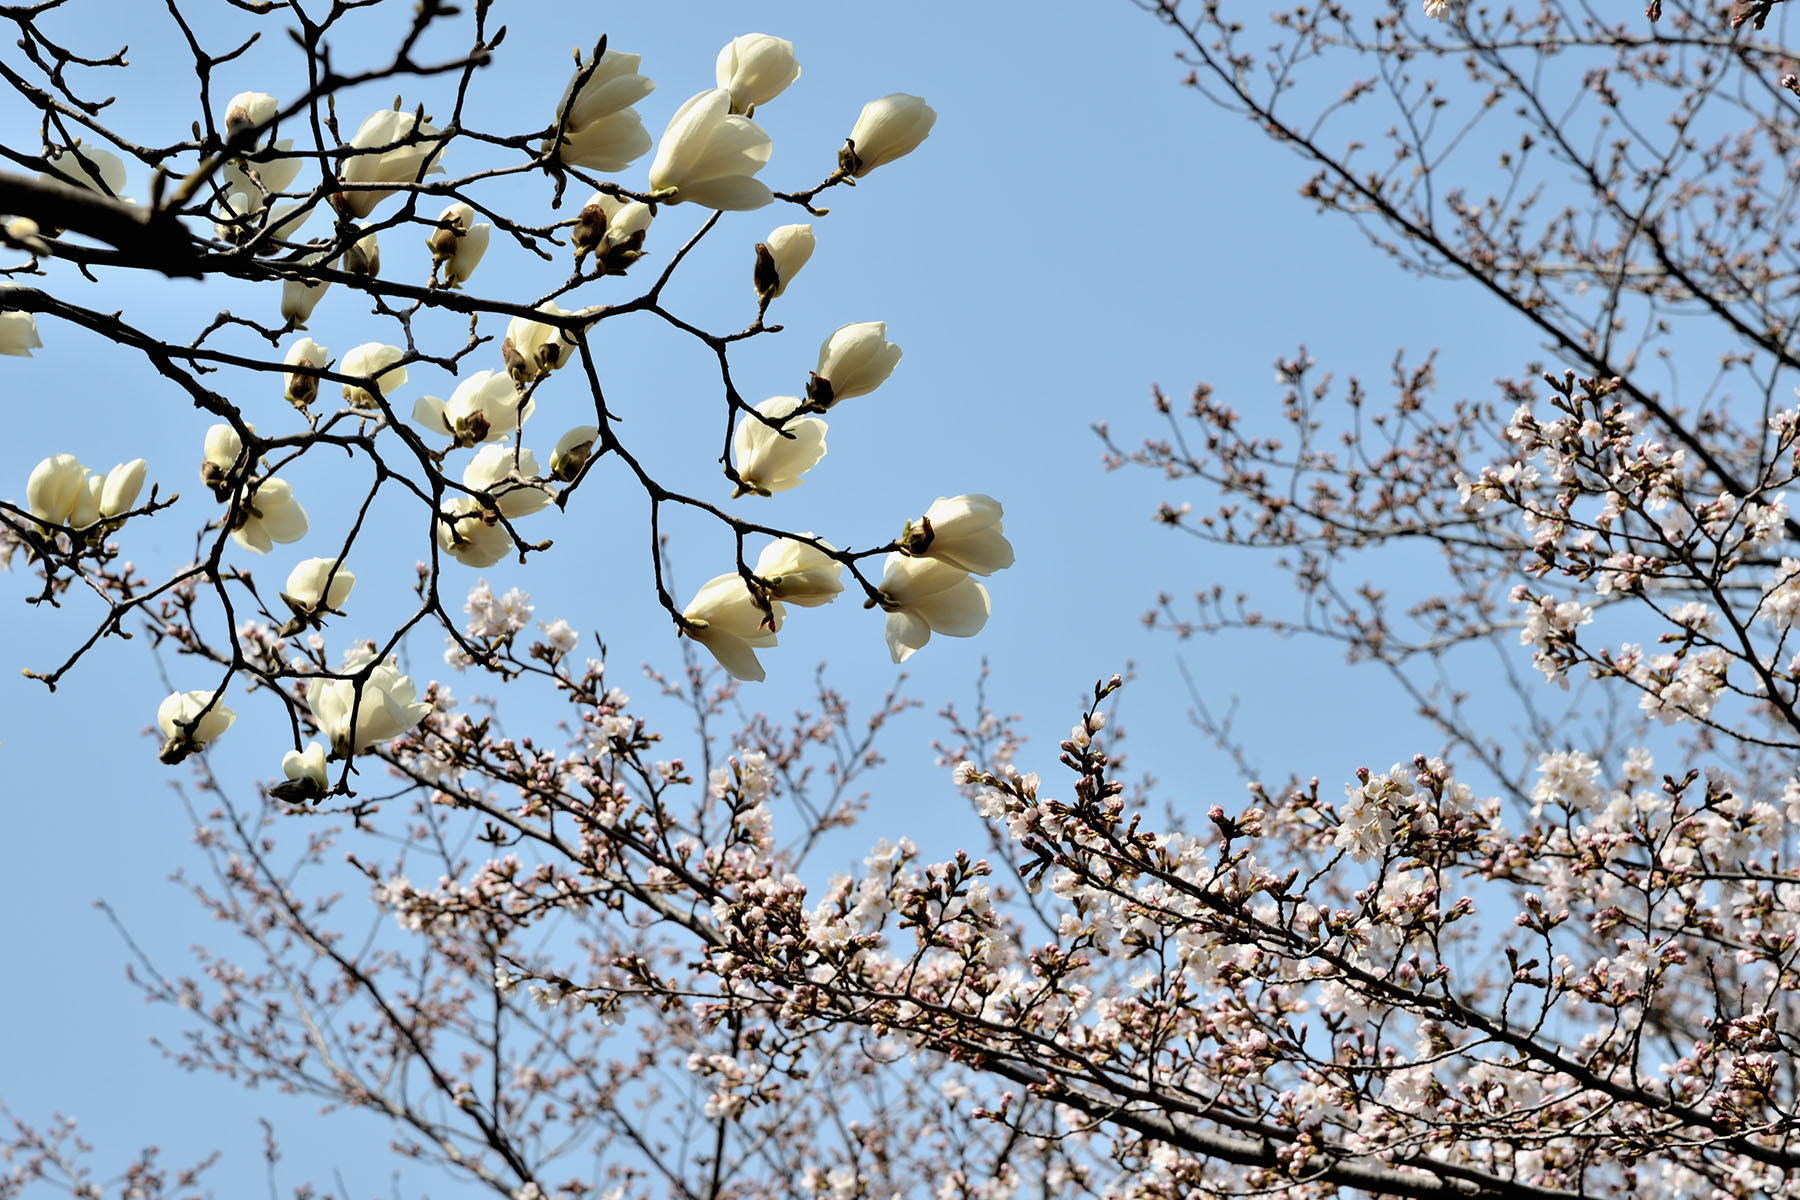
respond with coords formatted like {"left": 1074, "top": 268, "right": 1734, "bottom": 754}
{"left": 1, "top": 17, "right": 1013, "bottom": 782}
{"left": 1453, "top": 373, "right": 1800, "bottom": 733}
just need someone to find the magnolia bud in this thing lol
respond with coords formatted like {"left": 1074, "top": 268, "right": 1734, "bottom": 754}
{"left": 841, "top": 94, "right": 936, "bottom": 178}
{"left": 550, "top": 425, "right": 600, "bottom": 481}
{"left": 343, "top": 224, "right": 379, "bottom": 277}
{"left": 224, "top": 91, "right": 278, "bottom": 145}
{"left": 98, "top": 459, "right": 147, "bottom": 520}
{"left": 755, "top": 223, "right": 813, "bottom": 302}
{"left": 283, "top": 337, "right": 329, "bottom": 409}
{"left": 25, "top": 453, "right": 86, "bottom": 524}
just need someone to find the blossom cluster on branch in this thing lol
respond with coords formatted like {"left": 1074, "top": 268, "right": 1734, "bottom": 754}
{"left": 0, "top": 3, "right": 1011, "bottom": 791}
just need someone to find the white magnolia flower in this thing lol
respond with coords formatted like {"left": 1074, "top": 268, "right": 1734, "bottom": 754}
{"left": 306, "top": 654, "right": 432, "bottom": 756}
{"left": 3, "top": 217, "right": 47, "bottom": 257}
{"left": 1423, "top": 0, "right": 1451, "bottom": 19}
{"left": 755, "top": 537, "right": 842, "bottom": 607}
{"left": 212, "top": 188, "right": 262, "bottom": 244}
{"left": 414, "top": 369, "right": 533, "bottom": 446}
{"left": 283, "top": 338, "right": 329, "bottom": 408}
{"left": 681, "top": 572, "right": 784, "bottom": 682}
{"left": 221, "top": 149, "right": 304, "bottom": 211}
{"left": 842, "top": 94, "right": 936, "bottom": 177}
{"left": 436, "top": 496, "right": 512, "bottom": 567}
{"left": 283, "top": 741, "right": 328, "bottom": 784}
{"left": 281, "top": 256, "right": 331, "bottom": 328}
{"left": 648, "top": 88, "right": 773, "bottom": 211}
{"left": 97, "top": 459, "right": 146, "bottom": 520}
{"left": 341, "top": 343, "right": 407, "bottom": 409}
{"left": 427, "top": 203, "right": 491, "bottom": 287}
{"left": 223, "top": 91, "right": 279, "bottom": 143}
{"left": 343, "top": 223, "right": 380, "bottom": 277}
{"left": 283, "top": 557, "right": 355, "bottom": 618}
{"left": 217, "top": 92, "right": 302, "bottom": 219}
{"left": 732, "top": 396, "right": 826, "bottom": 496}
{"left": 463, "top": 445, "right": 550, "bottom": 518}
{"left": 878, "top": 554, "right": 990, "bottom": 663}
{"left": 232, "top": 476, "right": 308, "bottom": 554}
{"left": 41, "top": 143, "right": 130, "bottom": 200}
{"left": 218, "top": 95, "right": 301, "bottom": 208}
{"left": 756, "top": 223, "right": 813, "bottom": 301}
{"left": 69, "top": 473, "right": 103, "bottom": 529}
{"left": 157, "top": 689, "right": 236, "bottom": 758}
{"left": 572, "top": 191, "right": 653, "bottom": 266}
{"left": 203, "top": 423, "right": 247, "bottom": 476}
{"left": 215, "top": 182, "right": 304, "bottom": 246}
{"left": 338, "top": 108, "right": 446, "bottom": 217}
{"left": 26, "top": 453, "right": 85, "bottom": 524}
{"left": 809, "top": 321, "right": 901, "bottom": 406}
{"left": 550, "top": 425, "right": 600, "bottom": 481}
{"left": 277, "top": 741, "right": 330, "bottom": 799}
{"left": 0, "top": 310, "right": 42, "bottom": 356}
{"left": 555, "top": 49, "right": 655, "bottom": 171}
{"left": 901, "top": 495, "right": 1014, "bottom": 575}
{"left": 715, "top": 34, "right": 800, "bottom": 113}
{"left": 504, "top": 303, "right": 578, "bottom": 383}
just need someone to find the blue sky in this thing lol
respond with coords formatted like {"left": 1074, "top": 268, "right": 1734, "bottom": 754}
{"left": 0, "top": 2, "right": 1537, "bottom": 1194}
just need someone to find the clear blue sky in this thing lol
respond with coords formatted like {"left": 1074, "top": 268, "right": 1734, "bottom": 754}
{"left": 0, "top": 2, "right": 1529, "bottom": 1194}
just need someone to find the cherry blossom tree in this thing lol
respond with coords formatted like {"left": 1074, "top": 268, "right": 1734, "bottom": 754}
{"left": 15, "top": 2, "right": 1800, "bottom": 1200}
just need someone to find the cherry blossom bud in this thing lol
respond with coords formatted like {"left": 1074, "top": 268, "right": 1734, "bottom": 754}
{"left": 0, "top": 310, "right": 42, "bottom": 356}
{"left": 283, "top": 337, "right": 328, "bottom": 409}
{"left": 337, "top": 107, "right": 445, "bottom": 218}
{"left": 550, "top": 425, "right": 600, "bottom": 481}
{"left": 681, "top": 572, "right": 783, "bottom": 682}
{"left": 841, "top": 94, "right": 935, "bottom": 178}
{"left": 807, "top": 321, "right": 901, "bottom": 407}
{"left": 26, "top": 453, "right": 85, "bottom": 524}
{"left": 878, "top": 554, "right": 990, "bottom": 663}
{"left": 273, "top": 741, "right": 329, "bottom": 802}
{"left": 715, "top": 34, "right": 800, "bottom": 114}
{"left": 648, "top": 89, "right": 773, "bottom": 211}
{"left": 341, "top": 342, "right": 406, "bottom": 410}
{"left": 342, "top": 223, "right": 380, "bottom": 277}
{"left": 572, "top": 192, "right": 652, "bottom": 269}
{"left": 435, "top": 496, "right": 512, "bottom": 567}
{"left": 282, "top": 557, "right": 355, "bottom": 618}
{"left": 305, "top": 653, "right": 431, "bottom": 757}
{"left": 231, "top": 476, "right": 308, "bottom": 555}
{"left": 504, "top": 303, "right": 578, "bottom": 383}
{"left": 554, "top": 49, "right": 655, "bottom": 171}
{"left": 755, "top": 537, "right": 842, "bottom": 607}
{"left": 732, "top": 396, "right": 827, "bottom": 497}
{"left": 98, "top": 458, "right": 146, "bottom": 520}
{"left": 754, "top": 223, "right": 813, "bottom": 302}
{"left": 464, "top": 445, "right": 550, "bottom": 518}
{"left": 157, "top": 689, "right": 236, "bottom": 762}
{"left": 414, "top": 369, "right": 534, "bottom": 447}
{"left": 900, "top": 495, "right": 1014, "bottom": 575}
